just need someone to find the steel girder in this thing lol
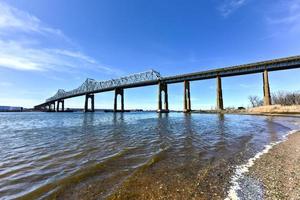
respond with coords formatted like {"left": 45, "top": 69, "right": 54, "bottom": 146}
{"left": 46, "top": 70, "right": 161, "bottom": 102}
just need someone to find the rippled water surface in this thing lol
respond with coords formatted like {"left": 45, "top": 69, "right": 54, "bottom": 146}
{"left": 0, "top": 112, "right": 299, "bottom": 199}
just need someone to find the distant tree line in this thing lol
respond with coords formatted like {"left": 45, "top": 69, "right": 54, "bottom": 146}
{"left": 248, "top": 91, "right": 300, "bottom": 107}
{"left": 272, "top": 91, "right": 300, "bottom": 105}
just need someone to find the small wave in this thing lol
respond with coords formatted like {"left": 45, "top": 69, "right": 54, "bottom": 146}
{"left": 104, "top": 147, "right": 170, "bottom": 198}
{"left": 225, "top": 129, "right": 299, "bottom": 200}
{"left": 16, "top": 147, "right": 138, "bottom": 199}
{"left": 126, "top": 146, "right": 170, "bottom": 173}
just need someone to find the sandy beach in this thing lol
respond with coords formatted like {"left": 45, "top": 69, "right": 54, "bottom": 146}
{"left": 247, "top": 131, "right": 300, "bottom": 199}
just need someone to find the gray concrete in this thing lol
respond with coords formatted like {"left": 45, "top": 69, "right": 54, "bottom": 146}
{"left": 114, "top": 88, "right": 124, "bottom": 112}
{"left": 217, "top": 76, "right": 224, "bottom": 110}
{"left": 184, "top": 80, "right": 191, "bottom": 113}
{"left": 263, "top": 70, "right": 271, "bottom": 106}
{"left": 56, "top": 100, "right": 64, "bottom": 112}
{"left": 84, "top": 94, "right": 95, "bottom": 112}
{"left": 158, "top": 82, "right": 169, "bottom": 113}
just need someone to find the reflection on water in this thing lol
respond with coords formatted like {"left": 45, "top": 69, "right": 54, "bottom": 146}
{"left": 0, "top": 112, "right": 298, "bottom": 199}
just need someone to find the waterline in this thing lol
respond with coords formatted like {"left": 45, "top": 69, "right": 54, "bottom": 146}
{"left": 225, "top": 129, "right": 299, "bottom": 200}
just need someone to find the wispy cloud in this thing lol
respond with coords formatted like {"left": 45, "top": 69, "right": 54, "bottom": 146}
{"left": 54, "top": 49, "right": 96, "bottom": 64}
{"left": 0, "top": 1, "right": 120, "bottom": 75}
{"left": 266, "top": 0, "right": 300, "bottom": 33}
{"left": 0, "top": 1, "right": 67, "bottom": 40}
{"left": 0, "top": 40, "right": 121, "bottom": 74}
{"left": 218, "top": 0, "right": 248, "bottom": 17}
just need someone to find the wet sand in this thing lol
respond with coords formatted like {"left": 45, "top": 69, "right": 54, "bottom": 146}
{"left": 54, "top": 150, "right": 235, "bottom": 200}
{"left": 106, "top": 158, "right": 232, "bottom": 200}
{"left": 248, "top": 131, "right": 300, "bottom": 199}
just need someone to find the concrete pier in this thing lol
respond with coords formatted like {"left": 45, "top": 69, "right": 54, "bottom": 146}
{"left": 263, "top": 70, "right": 271, "bottom": 106}
{"left": 48, "top": 102, "right": 55, "bottom": 112}
{"left": 183, "top": 80, "right": 191, "bottom": 113}
{"left": 158, "top": 82, "right": 169, "bottom": 113}
{"left": 114, "top": 88, "right": 124, "bottom": 112}
{"left": 217, "top": 75, "right": 224, "bottom": 110}
{"left": 56, "top": 100, "right": 64, "bottom": 112}
{"left": 84, "top": 94, "right": 95, "bottom": 112}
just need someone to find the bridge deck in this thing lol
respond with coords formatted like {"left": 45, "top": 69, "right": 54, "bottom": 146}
{"left": 35, "top": 55, "right": 300, "bottom": 108}
{"left": 163, "top": 55, "right": 300, "bottom": 83}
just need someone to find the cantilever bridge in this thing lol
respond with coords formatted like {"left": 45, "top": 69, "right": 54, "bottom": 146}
{"left": 35, "top": 55, "right": 300, "bottom": 112}
{"left": 46, "top": 70, "right": 161, "bottom": 102}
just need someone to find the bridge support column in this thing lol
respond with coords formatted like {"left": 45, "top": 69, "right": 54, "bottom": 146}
{"left": 49, "top": 103, "right": 53, "bottom": 112}
{"left": 52, "top": 102, "right": 56, "bottom": 112}
{"left": 114, "top": 88, "right": 124, "bottom": 112}
{"left": 48, "top": 102, "right": 55, "bottom": 112}
{"left": 84, "top": 94, "right": 95, "bottom": 112}
{"left": 157, "top": 82, "right": 169, "bottom": 113}
{"left": 56, "top": 101, "right": 59, "bottom": 112}
{"left": 184, "top": 80, "right": 191, "bottom": 113}
{"left": 56, "top": 100, "right": 64, "bottom": 112}
{"left": 216, "top": 75, "right": 224, "bottom": 110}
{"left": 263, "top": 70, "right": 271, "bottom": 106}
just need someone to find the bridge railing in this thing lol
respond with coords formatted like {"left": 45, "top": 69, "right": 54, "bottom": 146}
{"left": 46, "top": 70, "right": 161, "bottom": 102}
{"left": 163, "top": 55, "right": 300, "bottom": 83}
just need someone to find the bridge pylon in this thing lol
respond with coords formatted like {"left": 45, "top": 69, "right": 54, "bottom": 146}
{"left": 114, "top": 88, "right": 124, "bottom": 112}
{"left": 84, "top": 94, "right": 95, "bottom": 112}
{"left": 216, "top": 75, "right": 224, "bottom": 110}
{"left": 183, "top": 80, "right": 191, "bottom": 113}
{"left": 263, "top": 70, "right": 272, "bottom": 106}
{"left": 56, "top": 100, "right": 64, "bottom": 112}
{"left": 157, "top": 82, "right": 169, "bottom": 113}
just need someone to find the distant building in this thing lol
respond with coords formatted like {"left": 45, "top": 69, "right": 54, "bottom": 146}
{"left": 0, "top": 106, "right": 23, "bottom": 112}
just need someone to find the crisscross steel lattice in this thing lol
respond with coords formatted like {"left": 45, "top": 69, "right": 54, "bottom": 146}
{"left": 46, "top": 70, "right": 161, "bottom": 102}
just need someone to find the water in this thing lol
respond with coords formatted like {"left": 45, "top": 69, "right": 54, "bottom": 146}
{"left": 0, "top": 112, "right": 299, "bottom": 199}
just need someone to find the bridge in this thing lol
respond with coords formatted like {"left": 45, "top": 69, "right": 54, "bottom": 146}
{"left": 35, "top": 55, "right": 300, "bottom": 113}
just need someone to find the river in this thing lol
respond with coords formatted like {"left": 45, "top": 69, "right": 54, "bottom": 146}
{"left": 0, "top": 112, "right": 299, "bottom": 199}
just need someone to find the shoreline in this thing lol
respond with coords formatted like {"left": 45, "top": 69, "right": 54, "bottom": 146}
{"left": 226, "top": 130, "right": 300, "bottom": 200}
{"left": 191, "top": 110, "right": 300, "bottom": 117}
{"left": 247, "top": 131, "right": 300, "bottom": 199}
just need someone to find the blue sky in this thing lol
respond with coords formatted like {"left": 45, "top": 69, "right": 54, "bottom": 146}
{"left": 0, "top": 0, "right": 300, "bottom": 110}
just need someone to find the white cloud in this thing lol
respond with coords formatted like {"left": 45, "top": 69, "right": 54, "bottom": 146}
{"left": 0, "top": 1, "right": 120, "bottom": 74}
{"left": 54, "top": 49, "right": 96, "bottom": 64}
{"left": 0, "top": 1, "right": 65, "bottom": 38}
{"left": 218, "top": 0, "right": 247, "bottom": 17}
{"left": 0, "top": 40, "right": 121, "bottom": 74}
{"left": 266, "top": 0, "right": 300, "bottom": 33}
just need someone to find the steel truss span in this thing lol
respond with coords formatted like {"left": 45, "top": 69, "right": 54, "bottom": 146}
{"left": 46, "top": 70, "right": 161, "bottom": 102}
{"left": 36, "top": 55, "right": 300, "bottom": 109}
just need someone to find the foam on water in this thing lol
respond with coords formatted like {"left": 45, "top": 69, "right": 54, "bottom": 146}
{"left": 225, "top": 129, "right": 299, "bottom": 200}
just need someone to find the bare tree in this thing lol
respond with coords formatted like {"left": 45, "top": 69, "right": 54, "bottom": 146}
{"left": 248, "top": 96, "right": 263, "bottom": 107}
{"left": 272, "top": 91, "right": 300, "bottom": 105}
